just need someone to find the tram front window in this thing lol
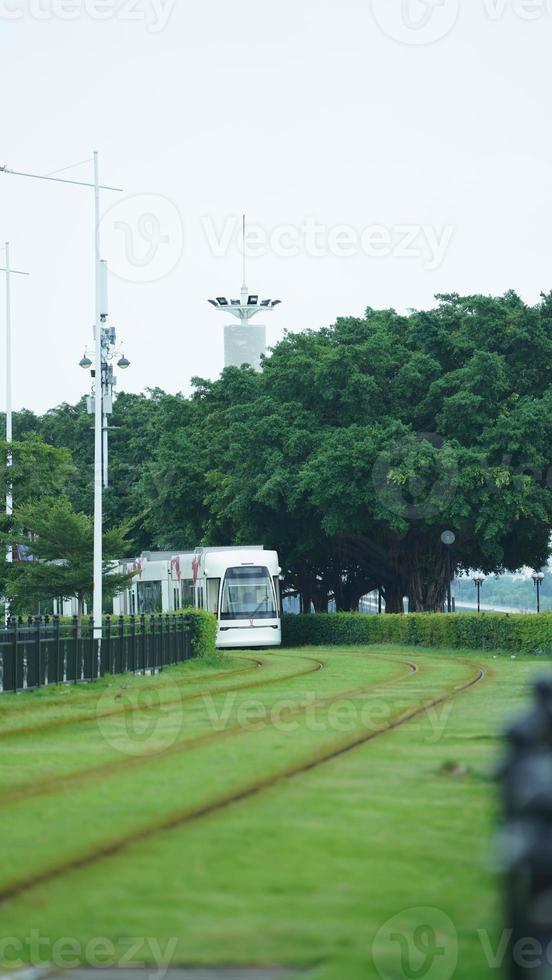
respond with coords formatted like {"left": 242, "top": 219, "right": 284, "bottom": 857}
{"left": 220, "top": 566, "right": 277, "bottom": 620}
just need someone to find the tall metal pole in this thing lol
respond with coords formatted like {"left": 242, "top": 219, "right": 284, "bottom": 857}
{"left": 1, "top": 246, "right": 29, "bottom": 622}
{"left": 4, "top": 243, "right": 12, "bottom": 626}
{"left": 103, "top": 415, "right": 109, "bottom": 489}
{"left": 93, "top": 152, "right": 103, "bottom": 641}
{"left": 5, "top": 243, "right": 12, "bottom": 526}
{"left": 0, "top": 159, "right": 123, "bottom": 638}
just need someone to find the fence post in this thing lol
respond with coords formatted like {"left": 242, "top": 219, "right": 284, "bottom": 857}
{"left": 118, "top": 614, "right": 124, "bottom": 672}
{"left": 105, "top": 615, "right": 112, "bottom": 675}
{"left": 138, "top": 613, "right": 145, "bottom": 672}
{"left": 183, "top": 615, "right": 189, "bottom": 662}
{"left": 11, "top": 616, "right": 18, "bottom": 693}
{"left": 171, "top": 613, "right": 176, "bottom": 664}
{"left": 88, "top": 616, "right": 96, "bottom": 680}
{"left": 158, "top": 613, "right": 164, "bottom": 671}
{"left": 34, "top": 615, "right": 42, "bottom": 689}
{"left": 159, "top": 613, "right": 171, "bottom": 670}
{"left": 169, "top": 613, "right": 173, "bottom": 665}
{"left": 178, "top": 615, "right": 184, "bottom": 662}
{"left": 155, "top": 612, "right": 160, "bottom": 671}
{"left": 146, "top": 614, "right": 151, "bottom": 674}
{"left": 71, "top": 614, "right": 79, "bottom": 683}
{"left": 26, "top": 616, "right": 38, "bottom": 691}
{"left": 129, "top": 615, "right": 136, "bottom": 674}
{"left": 53, "top": 613, "right": 61, "bottom": 685}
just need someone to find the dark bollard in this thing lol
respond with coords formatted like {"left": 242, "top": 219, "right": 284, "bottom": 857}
{"left": 501, "top": 677, "right": 552, "bottom": 979}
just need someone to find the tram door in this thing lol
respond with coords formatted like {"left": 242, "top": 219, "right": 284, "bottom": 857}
{"left": 206, "top": 578, "right": 220, "bottom": 616}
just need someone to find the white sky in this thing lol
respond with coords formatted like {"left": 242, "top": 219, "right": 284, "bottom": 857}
{"left": 1, "top": 0, "right": 551, "bottom": 413}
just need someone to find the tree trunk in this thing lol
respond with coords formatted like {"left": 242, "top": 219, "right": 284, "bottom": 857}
{"left": 313, "top": 594, "right": 329, "bottom": 613}
{"left": 300, "top": 592, "right": 313, "bottom": 614}
{"left": 382, "top": 582, "right": 404, "bottom": 614}
{"left": 406, "top": 551, "right": 450, "bottom": 612}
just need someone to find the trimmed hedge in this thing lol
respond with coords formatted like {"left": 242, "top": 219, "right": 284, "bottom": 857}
{"left": 183, "top": 608, "right": 217, "bottom": 658}
{"left": 282, "top": 612, "right": 552, "bottom": 656}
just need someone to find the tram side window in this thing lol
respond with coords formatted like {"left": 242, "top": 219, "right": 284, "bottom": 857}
{"left": 181, "top": 579, "right": 194, "bottom": 608}
{"left": 137, "top": 581, "right": 162, "bottom": 614}
{"left": 196, "top": 586, "right": 204, "bottom": 609}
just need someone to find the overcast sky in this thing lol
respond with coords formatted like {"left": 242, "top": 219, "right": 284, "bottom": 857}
{"left": 1, "top": 0, "right": 551, "bottom": 413}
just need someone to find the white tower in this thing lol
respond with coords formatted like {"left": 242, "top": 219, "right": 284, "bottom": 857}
{"left": 208, "top": 216, "right": 282, "bottom": 370}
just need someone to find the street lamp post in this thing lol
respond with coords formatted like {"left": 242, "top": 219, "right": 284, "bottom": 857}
{"left": 441, "top": 530, "right": 456, "bottom": 613}
{"left": 1, "top": 244, "right": 29, "bottom": 621}
{"left": 1, "top": 156, "right": 123, "bottom": 643}
{"left": 532, "top": 572, "right": 545, "bottom": 614}
{"left": 473, "top": 573, "right": 485, "bottom": 614}
{"left": 80, "top": 265, "right": 130, "bottom": 490}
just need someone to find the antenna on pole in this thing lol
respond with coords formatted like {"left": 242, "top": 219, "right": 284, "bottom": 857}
{"left": 99, "top": 259, "right": 108, "bottom": 319}
{"left": 241, "top": 213, "right": 248, "bottom": 305}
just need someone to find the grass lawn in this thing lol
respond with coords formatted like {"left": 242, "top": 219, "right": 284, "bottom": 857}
{"left": 0, "top": 644, "right": 546, "bottom": 979}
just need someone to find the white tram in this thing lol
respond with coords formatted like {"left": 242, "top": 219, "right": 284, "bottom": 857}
{"left": 113, "top": 546, "right": 282, "bottom": 649}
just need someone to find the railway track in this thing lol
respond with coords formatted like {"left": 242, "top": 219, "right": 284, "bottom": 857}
{"left": 0, "top": 653, "right": 325, "bottom": 741}
{"left": 0, "top": 655, "right": 415, "bottom": 808}
{"left": 0, "top": 654, "right": 259, "bottom": 717}
{"left": 0, "top": 655, "right": 486, "bottom": 907}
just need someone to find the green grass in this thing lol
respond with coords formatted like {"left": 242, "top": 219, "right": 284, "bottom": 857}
{"left": 0, "top": 644, "right": 546, "bottom": 979}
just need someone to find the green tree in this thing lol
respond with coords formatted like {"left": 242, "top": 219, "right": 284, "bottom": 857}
{"left": 8, "top": 291, "right": 552, "bottom": 614}
{"left": 0, "top": 435, "right": 74, "bottom": 507}
{"left": 0, "top": 436, "right": 75, "bottom": 602}
{"left": 144, "top": 294, "right": 552, "bottom": 612}
{"left": 5, "top": 497, "right": 133, "bottom": 624}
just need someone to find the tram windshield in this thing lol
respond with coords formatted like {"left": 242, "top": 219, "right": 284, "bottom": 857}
{"left": 220, "top": 566, "right": 277, "bottom": 620}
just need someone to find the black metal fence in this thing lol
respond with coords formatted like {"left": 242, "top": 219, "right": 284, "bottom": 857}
{"left": 0, "top": 614, "right": 193, "bottom": 695}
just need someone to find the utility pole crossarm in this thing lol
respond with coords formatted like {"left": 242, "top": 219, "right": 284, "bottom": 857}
{"left": 0, "top": 166, "right": 123, "bottom": 193}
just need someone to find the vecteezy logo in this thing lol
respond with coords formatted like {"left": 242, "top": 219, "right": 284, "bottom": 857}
{"left": 372, "top": 432, "right": 459, "bottom": 522}
{"left": 372, "top": 907, "right": 458, "bottom": 980}
{"left": 371, "top": 0, "right": 460, "bottom": 45}
{"left": 100, "top": 193, "right": 184, "bottom": 283}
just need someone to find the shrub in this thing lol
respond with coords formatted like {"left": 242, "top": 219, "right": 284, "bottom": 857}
{"left": 282, "top": 612, "right": 552, "bottom": 656}
{"left": 183, "top": 608, "right": 217, "bottom": 658}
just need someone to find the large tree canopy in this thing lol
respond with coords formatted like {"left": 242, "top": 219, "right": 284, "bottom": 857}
{"left": 6, "top": 291, "right": 552, "bottom": 612}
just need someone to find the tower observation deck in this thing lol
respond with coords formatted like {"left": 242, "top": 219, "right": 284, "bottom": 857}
{"left": 208, "top": 217, "right": 282, "bottom": 370}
